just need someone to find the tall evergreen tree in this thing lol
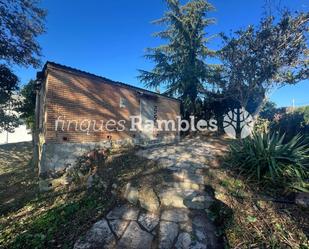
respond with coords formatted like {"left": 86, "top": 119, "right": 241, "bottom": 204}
{"left": 138, "top": 0, "right": 215, "bottom": 118}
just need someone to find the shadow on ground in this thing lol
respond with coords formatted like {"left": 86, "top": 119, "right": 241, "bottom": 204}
{"left": 0, "top": 142, "right": 37, "bottom": 215}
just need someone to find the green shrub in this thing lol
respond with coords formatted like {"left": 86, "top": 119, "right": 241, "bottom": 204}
{"left": 227, "top": 132, "right": 309, "bottom": 188}
{"left": 260, "top": 101, "right": 277, "bottom": 121}
{"left": 296, "top": 106, "right": 309, "bottom": 124}
{"left": 270, "top": 111, "right": 309, "bottom": 142}
{"left": 265, "top": 106, "right": 309, "bottom": 142}
{"left": 254, "top": 117, "right": 270, "bottom": 133}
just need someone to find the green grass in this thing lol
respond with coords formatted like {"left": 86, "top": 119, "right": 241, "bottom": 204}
{"left": 0, "top": 143, "right": 155, "bottom": 249}
{"left": 0, "top": 142, "right": 37, "bottom": 215}
{"left": 2, "top": 191, "right": 113, "bottom": 249}
{"left": 0, "top": 142, "right": 115, "bottom": 249}
{"left": 1, "top": 138, "right": 308, "bottom": 249}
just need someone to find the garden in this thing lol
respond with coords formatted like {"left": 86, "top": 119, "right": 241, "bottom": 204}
{"left": 0, "top": 0, "right": 308, "bottom": 248}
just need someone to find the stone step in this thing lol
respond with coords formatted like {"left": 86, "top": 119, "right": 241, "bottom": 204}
{"left": 106, "top": 204, "right": 139, "bottom": 221}
{"left": 158, "top": 221, "right": 179, "bottom": 249}
{"left": 116, "top": 221, "right": 153, "bottom": 249}
{"left": 159, "top": 188, "right": 209, "bottom": 209}
{"left": 184, "top": 194, "right": 214, "bottom": 210}
{"left": 159, "top": 187, "right": 214, "bottom": 210}
{"left": 172, "top": 170, "right": 205, "bottom": 185}
{"left": 161, "top": 209, "right": 190, "bottom": 223}
{"left": 74, "top": 219, "right": 116, "bottom": 249}
{"left": 162, "top": 181, "right": 202, "bottom": 191}
{"left": 159, "top": 188, "right": 195, "bottom": 209}
{"left": 137, "top": 212, "right": 160, "bottom": 233}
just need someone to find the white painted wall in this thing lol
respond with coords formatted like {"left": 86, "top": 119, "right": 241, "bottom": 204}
{"left": 0, "top": 94, "right": 33, "bottom": 144}
{"left": 0, "top": 125, "right": 32, "bottom": 144}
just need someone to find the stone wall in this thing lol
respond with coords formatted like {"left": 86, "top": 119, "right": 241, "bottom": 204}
{"left": 39, "top": 135, "right": 179, "bottom": 177}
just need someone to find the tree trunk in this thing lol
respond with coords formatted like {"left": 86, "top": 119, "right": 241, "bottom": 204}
{"left": 252, "top": 97, "right": 268, "bottom": 121}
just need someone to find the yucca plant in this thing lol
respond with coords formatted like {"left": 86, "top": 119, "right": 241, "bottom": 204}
{"left": 227, "top": 132, "right": 309, "bottom": 186}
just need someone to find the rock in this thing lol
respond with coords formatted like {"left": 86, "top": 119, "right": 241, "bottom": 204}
{"left": 106, "top": 204, "right": 139, "bottom": 221}
{"left": 184, "top": 174, "right": 204, "bottom": 185}
{"left": 160, "top": 194, "right": 185, "bottom": 208}
{"left": 158, "top": 158, "right": 175, "bottom": 168}
{"left": 193, "top": 196, "right": 207, "bottom": 202}
{"left": 159, "top": 221, "right": 179, "bottom": 249}
{"left": 161, "top": 209, "right": 189, "bottom": 223}
{"left": 138, "top": 187, "right": 160, "bottom": 212}
{"left": 178, "top": 182, "right": 201, "bottom": 191}
{"left": 180, "top": 221, "right": 193, "bottom": 233}
{"left": 168, "top": 166, "right": 181, "bottom": 171}
{"left": 189, "top": 242, "right": 207, "bottom": 249}
{"left": 172, "top": 170, "right": 205, "bottom": 187}
{"left": 108, "top": 219, "right": 129, "bottom": 239}
{"left": 195, "top": 228, "right": 207, "bottom": 242}
{"left": 74, "top": 219, "right": 115, "bottom": 249}
{"left": 39, "top": 179, "right": 52, "bottom": 192}
{"left": 123, "top": 183, "right": 139, "bottom": 204}
{"left": 159, "top": 188, "right": 186, "bottom": 208}
{"left": 138, "top": 212, "right": 160, "bottom": 232}
{"left": 117, "top": 221, "right": 153, "bottom": 249}
{"left": 295, "top": 192, "right": 309, "bottom": 208}
{"left": 192, "top": 214, "right": 219, "bottom": 248}
{"left": 167, "top": 154, "right": 178, "bottom": 161}
{"left": 175, "top": 232, "right": 192, "bottom": 249}
{"left": 184, "top": 193, "right": 213, "bottom": 210}
{"left": 172, "top": 170, "right": 188, "bottom": 181}
{"left": 160, "top": 188, "right": 197, "bottom": 208}
{"left": 175, "top": 162, "right": 193, "bottom": 170}
{"left": 192, "top": 215, "right": 208, "bottom": 228}
{"left": 86, "top": 174, "right": 94, "bottom": 189}
{"left": 195, "top": 168, "right": 206, "bottom": 175}
{"left": 165, "top": 181, "right": 200, "bottom": 191}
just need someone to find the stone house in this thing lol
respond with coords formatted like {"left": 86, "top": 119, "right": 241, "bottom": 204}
{"left": 35, "top": 62, "right": 180, "bottom": 175}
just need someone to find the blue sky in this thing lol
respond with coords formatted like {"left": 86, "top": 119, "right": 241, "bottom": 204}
{"left": 15, "top": 0, "right": 308, "bottom": 107}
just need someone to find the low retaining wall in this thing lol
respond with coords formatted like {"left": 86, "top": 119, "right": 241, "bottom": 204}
{"left": 39, "top": 136, "right": 179, "bottom": 177}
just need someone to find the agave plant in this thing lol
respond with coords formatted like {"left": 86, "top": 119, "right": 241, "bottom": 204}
{"left": 227, "top": 132, "right": 309, "bottom": 185}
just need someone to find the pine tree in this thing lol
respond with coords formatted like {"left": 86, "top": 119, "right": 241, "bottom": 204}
{"left": 138, "top": 0, "right": 215, "bottom": 118}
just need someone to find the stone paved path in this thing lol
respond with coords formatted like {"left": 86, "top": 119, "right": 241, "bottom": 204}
{"left": 74, "top": 138, "right": 222, "bottom": 249}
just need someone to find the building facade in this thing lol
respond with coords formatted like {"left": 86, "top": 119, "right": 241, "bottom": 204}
{"left": 35, "top": 62, "right": 180, "bottom": 175}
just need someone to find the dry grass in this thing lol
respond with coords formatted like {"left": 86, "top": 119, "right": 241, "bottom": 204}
{"left": 204, "top": 152, "right": 309, "bottom": 248}
{"left": 0, "top": 144, "right": 155, "bottom": 249}
{"left": 0, "top": 139, "right": 308, "bottom": 248}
